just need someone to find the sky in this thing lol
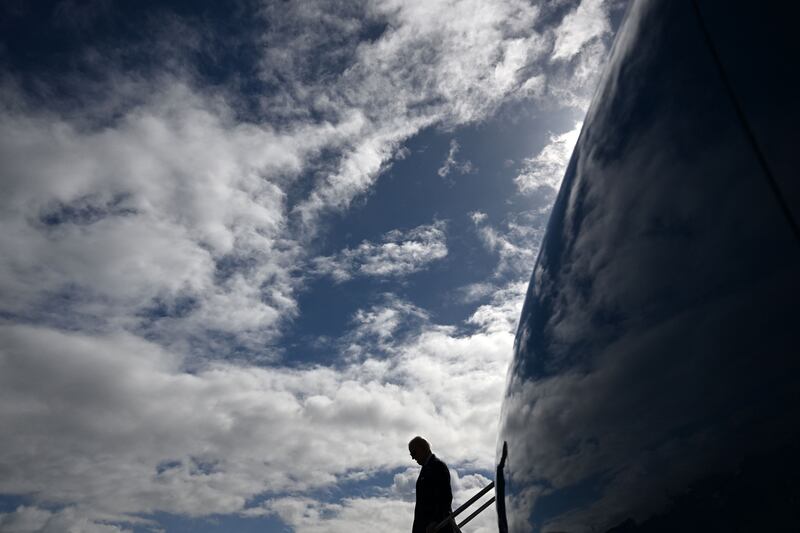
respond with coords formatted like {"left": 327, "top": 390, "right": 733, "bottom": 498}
{"left": 0, "top": 1, "right": 626, "bottom": 531}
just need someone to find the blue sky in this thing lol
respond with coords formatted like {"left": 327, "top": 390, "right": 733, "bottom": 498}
{"left": 0, "top": 0, "right": 625, "bottom": 531}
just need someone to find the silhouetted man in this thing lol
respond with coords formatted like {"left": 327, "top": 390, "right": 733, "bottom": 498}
{"left": 409, "top": 436, "right": 454, "bottom": 533}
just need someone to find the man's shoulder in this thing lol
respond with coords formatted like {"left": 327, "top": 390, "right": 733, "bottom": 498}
{"left": 429, "top": 455, "right": 449, "bottom": 472}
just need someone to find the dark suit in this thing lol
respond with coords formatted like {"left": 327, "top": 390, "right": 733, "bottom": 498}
{"left": 413, "top": 454, "right": 453, "bottom": 533}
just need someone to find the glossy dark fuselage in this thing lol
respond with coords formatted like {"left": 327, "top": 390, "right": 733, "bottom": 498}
{"left": 496, "top": 1, "right": 800, "bottom": 531}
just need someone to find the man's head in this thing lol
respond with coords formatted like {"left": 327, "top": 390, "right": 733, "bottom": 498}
{"left": 408, "top": 436, "right": 432, "bottom": 466}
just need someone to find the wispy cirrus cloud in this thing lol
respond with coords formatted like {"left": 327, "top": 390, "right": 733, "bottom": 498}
{"left": 515, "top": 121, "right": 582, "bottom": 194}
{"left": 471, "top": 211, "right": 549, "bottom": 280}
{"left": 312, "top": 221, "right": 448, "bottom": 282}
{"left": 437, "top": 139, "right": 476, "bottom": 179}
{"left": 343, "top": 295, "right": 431, "bottom": 359}
{"left": 551, "top": 0, "right": 613, "bottom": 62}
{"left": 285, "top": 0, "right": 617, "bottom": 226}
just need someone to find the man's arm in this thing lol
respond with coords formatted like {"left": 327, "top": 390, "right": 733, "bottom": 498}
{"left": 429, "top": 460, "right": 452, "bottom": 532}
{"left": 438, "top": 461, "right": 452, "bottom": 512}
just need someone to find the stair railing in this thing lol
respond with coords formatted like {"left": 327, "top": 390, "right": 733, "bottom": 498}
{"left": 433, "top": 480, "right": 495, "bottom": 532}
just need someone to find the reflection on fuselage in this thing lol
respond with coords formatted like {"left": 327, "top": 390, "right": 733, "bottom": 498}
{"left": 496, "top": 1, "right": 800, "bottom": 532}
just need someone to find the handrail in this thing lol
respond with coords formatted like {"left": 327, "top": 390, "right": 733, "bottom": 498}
{"left": 457, "top": 496, "right": 496, "bottom": 529}
{"left": 433, "top": 481, "right": 495, "bottom": 532}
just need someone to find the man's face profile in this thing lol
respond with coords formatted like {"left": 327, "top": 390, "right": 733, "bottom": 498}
{"left": 408, "top": 440, "right": 427, "bottom": 466}
{"left": 409, "top": 445, "right": 418, "bottom": 465}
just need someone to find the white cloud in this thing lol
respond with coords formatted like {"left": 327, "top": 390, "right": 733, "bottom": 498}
{"left": 395, "top": 146, "right": 412, "bottom": 160}
{"left": 536, "top": 0, "right": 617, "bottom": 111}
{"left": 0, "top": 0, "right": 624, "bottom": 530}
{"left": 437, "top": 139, "right": 476, "bottom": 178}
{"left": 344, "top": 296, "right": 431, "bottom": 360}
{"left": 473, "top": 211, "right": 549, "bottom": 280}
{"left": 352, "top": 299, "right": 427, "bottom": 342}
{"left": 312, "top": 221, "right": 448, "bottom": 282}
{"left": 551, "top": 0, "right": 612, "bottom": 62}
{"left": 470, "top": 211, "right": 489, "bottom": 225}
{"left": 0, "top": 0, "right": 614, "bottom": 350}
{"left": 0, "top": 506, "right": 133, "bottom": 533}
{"left": 263, "top": 496, "right": 414, "bottom": 533}
{"left": 287, "top": 0, "right": 612, "bottom": 225}
{"left": 0, "top": 81, "right": 329, "bottom": 354}
{"left": 458, "top": 282, "right": 496, "bottom": 304}
{"left": 261, "top": 469, "right": 497, "bottom": 533}
{"left": 0, "top": 285, "right": 519, "bottom": 527}
{"left": 515, "top": 121, "right": 582, "bottom": 193}
{"left": 467, "top": 282, "right": 528, "bottom": 334}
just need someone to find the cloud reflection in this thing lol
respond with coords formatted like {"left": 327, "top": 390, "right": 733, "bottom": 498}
{"left": 498, "top": 0, "right": 800, "bottom": 531}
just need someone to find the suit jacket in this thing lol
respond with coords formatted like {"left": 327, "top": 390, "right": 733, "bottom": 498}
{"left": 413, "top": 454, "right": 453, "bottom": 533}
